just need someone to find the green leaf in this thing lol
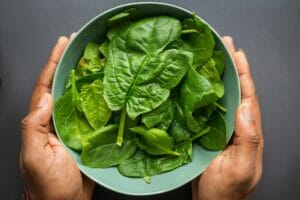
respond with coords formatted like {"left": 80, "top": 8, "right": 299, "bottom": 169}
{"left": 130, "top": 126, "right": 180, "bottom": 156}
{"left": 104, "top": 17, "right": 192, "bottom": 119}
{"left": 81, "top": 124, "right": 137, "bottom": 168}
{"left": 107, "top": 22, "right": 132, "bottom": 40}
{"left": 118, "top": 142, "right": 192, "bottom": 177}
{"left": 142, "top": 99, "right": 175, "bottom": 131}
{"left": 180, "top": 67, "right": 224, "bottom": 132}
{"left": 75, "top": 42, "right": 103, "bottom": 77}
{"left": 70, "top": 70, "right": 83, "bottom": 112}
{"left": 181, "top": 15, "right": 215, "bottom": 67}
{"left": 99, "top": 39, "right": 110, "bottom": 57}
{"left": 212, "top": 50, "right": 225, "bottom": 76}
{"left": 199, "top": 110, "right": 227, "bottom": 150}
{"left": 198, "top": 59, "right": 220, "bottom": 81}
{"left": 107, "top": 8, "right": 141, "bottom": 27}
{"left": 75, "top": 72, "right": 104, "bottom": 90}
{"left": 103, "top": 17, "right": 186, "bottom": 119}
{"left": 167, "top": 101, "right": 191, "bottom": 143}
{"left": 55, "top": 90, "right": 93, "bottom": 150}
{"left": 127, "top": 17, "right": 181, "bottom": 54}
{"left": 81, "top": 79, "right": 112, "bottom": 130}
{"left": 170, "top": 120, "right": 191, "bottom": 143}
{"left": 83, "top": 42, "right": 100, "bottom": 60}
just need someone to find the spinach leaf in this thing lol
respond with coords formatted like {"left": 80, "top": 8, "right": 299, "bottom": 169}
{"left": 199, "top": 110, "right": 227, "bottom": 150}
{"left": 104, "top": 16, "right": 192, "bottom": 120}
{"left": 130, "top": 126, "right": 180, "bottom": 156}
{"left": 181, "top": 15, "right": 215, "bottom": 67}
{"left": 107, "top": 22, "right": 132, "bottom": 41}
{"left": 55, "top": 70, "right": 95, "bottom": 150}
{"left": 76, "top": 42, "right": 103, "bottom": 76}
{"left": 55, "top": 90, "right": 93, "bottom": 150}
{"left": 81, "top": 124, "right": 137, "bottom": 168}
{"left": 141, "top": 99, "right": 175, "bottom": 131}
{"left": 99, "top": 39, "right": 109, "bottom": 57}
{"left": 70, "top": 70, "right": 82, "bottom": 112}
{"left": 75, "top": 72, "right": 104, "bottom": 90}
{"left": 198, "top": 59, "right": 220, "bottom": 81}
{"left": 107, "top": 8, "right": 141, "bottom": 27}
{"left": 212, "top": 50, "right": 225, "bottom": 76}
{"left": 193, "top": 104, "right": 216, "bottom": 128}
{"left": 81, "top": 79, "right": 112, "bottom": 130}
{"left": 83, "top": 42, "right": 100, "bottom": 60}
{"left": 180, "top": 67, "right": 224, "bottom": 133}
{"left": 118, "top": 142, "right": 192, "bottom": 178}
{"left": 170, "top": 120, "right": 191, "bottom": 143}
{"left": 126, "top": 17, "right": 181, "bottom": 54}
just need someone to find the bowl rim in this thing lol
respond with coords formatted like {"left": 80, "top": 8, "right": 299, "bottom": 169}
{"left": 52, "top": 1, "right": 241, "bottom": 196}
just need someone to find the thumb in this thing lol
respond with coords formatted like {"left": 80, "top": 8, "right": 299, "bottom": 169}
{"left": 232, "top": 102, "right": 260, "bottom": 168}
{"left": 21, "top": 93, "right": 53, "bottom": 151}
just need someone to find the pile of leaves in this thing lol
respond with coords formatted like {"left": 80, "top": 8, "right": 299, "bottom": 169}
{"left": 54, "top": 9, "right": 227, "bottom": 182}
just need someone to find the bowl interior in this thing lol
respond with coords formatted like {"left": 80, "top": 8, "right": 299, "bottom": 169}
{"left": 52, "top": 2, "right": 240, "bottom": 196}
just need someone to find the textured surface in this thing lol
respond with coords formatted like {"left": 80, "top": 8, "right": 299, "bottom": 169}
{"left": 1, "top": 0, "right": 300, "bottom": 199}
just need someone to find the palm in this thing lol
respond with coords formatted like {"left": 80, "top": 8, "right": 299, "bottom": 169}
{"left": 43, "top": 136, "right": 87, "bottom": 200}
{"left": 195, "top": 146, "right": 253, "bottom": 200}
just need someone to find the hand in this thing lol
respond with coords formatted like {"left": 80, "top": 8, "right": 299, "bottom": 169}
{"left": 20, "top": 35, "right": 94, "bottom": 200}
{"left": 192, "top": 37, "right": 264, "bottom": 200}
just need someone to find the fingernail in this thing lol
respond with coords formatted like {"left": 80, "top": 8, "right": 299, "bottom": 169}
{"left": 242, "top": 103, "right": 254, "bottom": 121}
{"left": 70, "top": 32, "right": 77, "bottom": 40}
{"left": 37, "top": 93, "right": 50, "bottom": 108}
{"left": 57, "top": 36, "right": 67, "bottom": 43}
{"left": 224, "top": 36, "right": 233, "bottom": 42}
{"left": 238, "top": 48, "right": 245, "bottom": 53}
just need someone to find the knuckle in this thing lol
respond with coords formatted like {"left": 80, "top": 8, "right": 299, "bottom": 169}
{"left": 242, "top": 95, "right": 258, "bottom": 104}
{"left": 229, "top": 165, "right": 254, "bottom": 186}
{"left": 246, "top": 130, "right": 260, "bottom": 146}
{"left": 21, "top": 116, "right": 33, "bottom": 129}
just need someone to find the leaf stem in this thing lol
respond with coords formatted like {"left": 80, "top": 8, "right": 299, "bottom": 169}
{"left": 214, "top": 102, "right": 227, "bottom": 113}
{"left": 188, "top": 127, "right": 210, "bottom": 142}
{"left": 181, "top": 29, "right": 198, "bottom": 35}
{"left": 166, "top": 150, "right": 181, "bottom": 156}
{"left": 117, "top": 107, "right": 127, "bottom": 146}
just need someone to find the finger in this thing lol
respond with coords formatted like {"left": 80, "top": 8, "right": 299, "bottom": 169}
{"left": 234, "top": 50, "right": 262, "bottom": 141}
{"left": 233, "top": 50, "right": 264, "bottom": 185}
{"left": 222, "top": 36, "right": 236, "bottom": 55}
{"left": 30, "top": 36, "right": 69, "bottom": 111}
{"left": 21, "top": 93, "right": 53, "bottom": 151}
{"left": 232, "top": 102, "right": 260, "bottom": 171}
{"left": 70, "top": 32, "right": 77, "bottom": 40}
{"left": 234, "top": 50, "right": 257, "bottom": 100}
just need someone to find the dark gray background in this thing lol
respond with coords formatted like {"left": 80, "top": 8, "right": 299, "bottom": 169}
{"left": 1, "top": 0, "right": 299, "bottom": 199}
